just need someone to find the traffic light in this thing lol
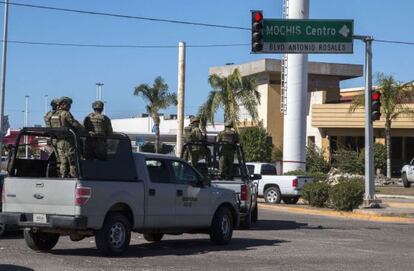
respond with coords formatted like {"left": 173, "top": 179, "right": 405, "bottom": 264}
{"left": 371, "top": 91, "right": 381, "bottom": 121}
{"left": 251, "top": 10, "right": 264, "bottom": 52}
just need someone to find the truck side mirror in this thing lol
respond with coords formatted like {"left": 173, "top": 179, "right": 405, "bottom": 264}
{"left": 250, "top": 174, "right": 262, "bottom": 181}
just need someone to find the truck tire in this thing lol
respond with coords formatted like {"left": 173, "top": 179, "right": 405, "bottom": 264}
{"left": 282, "top": 197, "right": 299, "bottom": 204}
{"left": 402, "top": 173, "right": 411, "bottom": 188}
{"left": 264, "top": 186, "right": 282, "bottom": 204}
{"left": 239, "top": 210, "right": 252, "bottom": 230}
{"left": 24, "top": 229, "right": 59, "bottom": 251}
{"left": 143, "top": 233, "right": 164, "bottom": 242}
{"left": 209, "top": 206, "right": 233, "bottom": 245}
{"left": 0, "top": 223, "right": 6, "bottom": 237}
{"left": 95, "top": 212, "right": 131, "bottom": 256}
{"left": 251, "top": 205, "right": 258, "bottom": 223}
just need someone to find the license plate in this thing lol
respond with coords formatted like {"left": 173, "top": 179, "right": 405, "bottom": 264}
{"left": 33, "top": 214, "right": 47, "bottom": 224}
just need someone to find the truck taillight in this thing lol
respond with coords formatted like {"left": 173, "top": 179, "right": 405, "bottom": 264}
{"left": 75, "top": 186, "right": 91, "bottom": 206}
{"left": 292, "top": 178, "right": 298, "bottom": 188}
{"left": 241, "top": 184, "right": 249, "bottom": 201}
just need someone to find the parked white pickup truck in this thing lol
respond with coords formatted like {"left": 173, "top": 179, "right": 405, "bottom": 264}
{"left": 401, "top": 158, "right": 414, "bottom": 188}
{"left": 247, "top": 162, "right": 313, "bottom": 204}
{"left": 0, "top": 128, "right": 239, "bottom": 256}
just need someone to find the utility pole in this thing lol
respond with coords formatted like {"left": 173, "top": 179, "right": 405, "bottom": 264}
{"left": 282, "top": 0, "right": 309, "bottom": 173}
{"left": 24, "top": 95, "right": 29, "bottom": 159}
{"left": 103, "top": 101, "right": 107, "bottom": 115}
{"left": 0, "top": 0, "right": 9, "bottom": 166}
{"left": 353, "top": 35, "right": 380, "bottom": 207}
{"left": 96, "top": 82, "right": 104, "bottom": 101}
{"left": 176, "top": 41, "right": 186, "bottom": 156}
{"left": 44, "top": 94, "right": 48, "bottom": 115}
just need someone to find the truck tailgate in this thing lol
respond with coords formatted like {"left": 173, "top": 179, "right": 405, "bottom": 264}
{"left": 2, "top": 177, "right": 77, "bottom": 215}
{"left": 211, "top": 179, "right": 244, "bottom": 193}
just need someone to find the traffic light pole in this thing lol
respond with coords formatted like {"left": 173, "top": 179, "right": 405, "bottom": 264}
{"left": 353, "top": 35, "right": 380, "bottom": 207}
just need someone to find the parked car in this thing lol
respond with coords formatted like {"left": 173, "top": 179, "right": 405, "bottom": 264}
{"left": 0, "top": 127, "right": 239, "bottom": 255}
{"left": 246, "top": 162, "right": 313, "bottom": 204}
{"left": 401, "top": 158, "right": 414, "bottom": 187}
{"left": 181, "top": 141, "right": 260, "bottom": 229}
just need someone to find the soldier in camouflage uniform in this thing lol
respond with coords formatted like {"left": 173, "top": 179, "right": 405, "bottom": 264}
{"left": 43, "top": 98, "right": 60, "bottom": 128}
{"left": 183, "top": 117, "right": 203, "bottom": 166}
{"left": 83, "top": 100, "right": 113, "bottom": 160}
{"left": 217, "top": 120, "right": 239, "bottom": 179}
{"left": 44, "top": 98, "right": 61, "bottom": 174}
{"left": 50, "top": 97, "right": 82, "bottom": 178}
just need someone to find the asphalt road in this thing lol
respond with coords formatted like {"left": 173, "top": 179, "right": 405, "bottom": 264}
{"left": 1, "top": 208, "right": 413, "bottom": 271}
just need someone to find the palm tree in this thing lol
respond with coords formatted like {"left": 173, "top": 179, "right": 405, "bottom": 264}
{"left": 198, "top": 68, "right": 260, "bottom": 128}
{"left": 134, "top": 76, "right": 177, "bottom": 153}
{"left": 350, "top": 73, "right": 414, "bottom": 178}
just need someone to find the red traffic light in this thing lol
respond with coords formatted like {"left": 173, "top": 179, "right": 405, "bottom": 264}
{"left": 253, "top": 11, "right": 263, "bottom": 22}
{"left": 372, "top": 91, "right": 381, "bottom": 100}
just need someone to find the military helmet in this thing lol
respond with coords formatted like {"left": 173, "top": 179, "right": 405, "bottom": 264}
{"left": 92, "top": 100, "right": 104, "bottom": 110}
{"left": 224, "top": 120, "right": 234, "bottom": 127}
{"left": 190, "top": 116, "right": 200, "bottom": 124}
{"left": 51, "top": 98, "right": 60, "bottom": 107}
{"left": 59, "top": 96, "right": 73, "bottom": 105}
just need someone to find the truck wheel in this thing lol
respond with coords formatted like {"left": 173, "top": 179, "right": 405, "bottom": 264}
{"left": 209, "top": 206, "right": 233, "bottom": 245}
{"left": 143, "top": 233, "right": 164, "bottom": 242}
{"left": 251, "top": 205, "right": 258, "bottom": 223}
{"left": 0, "top": 223, "right": 6, "bottom": 237}
{"left": 24, "top": 229, "right": 59, "bottom": 251}
{"left": 402, "top": 173, "right": 411, "bottom": 188}
{"left": 282, "top": 197, "right": 299, "bottom": 204}
{"left": 95, "top": 212, "right": 131, "bottom": 256}
{"left": 264, "top": 186, "right": 282, "bottom": 204}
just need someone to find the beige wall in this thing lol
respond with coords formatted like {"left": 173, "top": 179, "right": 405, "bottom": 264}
{"left": 266, "top": 84, "right": 284, "bottom": 149}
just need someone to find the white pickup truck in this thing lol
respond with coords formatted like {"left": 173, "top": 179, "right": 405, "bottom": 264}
{"left": 0, "top": 128, "right": 239, "bottom": 256}
{"left": 401, "top": 158, "right": 414, "bottom": 188}
{"left": 247, "top": 162, "right": 313, "bottom": 204}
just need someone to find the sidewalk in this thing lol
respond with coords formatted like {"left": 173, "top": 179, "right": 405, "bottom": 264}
{"left": 258, "top": 196, "right": 414, "bottom": 224}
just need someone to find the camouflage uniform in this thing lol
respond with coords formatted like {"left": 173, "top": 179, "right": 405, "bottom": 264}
{"left": 83, "top": 101, "right": 112, "bottom": 160}
{"left": 44, "top": 98, "right": 61, "bottom": 171}
{"left": 50, "top": 97, "right": 82, "bottom": 178}
{"left": 183, "top": 117, "right": 206, "bottom": 166}
{"left": 217, "top": 120, "right": 239, "bottom": 179}
{"left": 43, "top": 99, "right": 59, "bottom": 128}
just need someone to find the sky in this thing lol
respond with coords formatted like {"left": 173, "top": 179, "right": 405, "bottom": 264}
{"left": 1, "top": 0, "right": 413, "bottom": 128}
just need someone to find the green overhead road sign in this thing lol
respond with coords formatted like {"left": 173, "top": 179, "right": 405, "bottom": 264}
{"left": 259, "top": 19, "right": 354, "bottom": 54}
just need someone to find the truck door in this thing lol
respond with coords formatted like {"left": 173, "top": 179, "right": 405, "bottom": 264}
{"left": 171, "top": 160, "right": 211, "bottom": 227}
{"left": 144, "top": 159, "right": 176, "bottom": 228}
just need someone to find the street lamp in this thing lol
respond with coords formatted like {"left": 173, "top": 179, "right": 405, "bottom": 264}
{"left": 96, "top": 82, "right": 104, "bottom": 101}
{"left": 24, "top": 95, "right": 29, "bottom": 159}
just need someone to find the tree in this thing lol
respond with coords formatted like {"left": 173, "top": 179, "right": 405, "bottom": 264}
{"left": 350, "top": 73, "right": 414, "bottom": 178}
{"left": 133, "top": 76, "right": 177, "bottom": 153}
{"left": 198, "top": 69, "right": 260, "bottom": 127}
{"left": 239, "top": 125, "right": 272, "bottom": 162}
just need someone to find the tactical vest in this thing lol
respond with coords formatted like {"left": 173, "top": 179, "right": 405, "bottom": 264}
{"left": 88, "top": 113, "right": 106, "bottom": 135}
{"left": 220, "top": 130, "right": 237, "bottom": 143}
{"left": 183, "top": 125, "right": 193, "bottom": 143}
{"left": 50, "top": 113, "right": 62, "bottom": 128}
{"left": 190, "top": 127, "right": 203, "bottom": 141}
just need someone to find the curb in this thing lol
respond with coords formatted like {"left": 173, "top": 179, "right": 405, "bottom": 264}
{"left": 377, "top": 194, "right": 414, "bottom": 200}
{"left": 258, "top": 203, "right": 414, "bottom": 224}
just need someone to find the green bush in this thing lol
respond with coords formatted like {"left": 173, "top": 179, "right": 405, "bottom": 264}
{"left": 284, "top": 169, "right": 306, "bottom": 176}
{"left": 272, "top": 146, "right": 283, "bottom": 161}
{"left": 333, "top": 148, "right": 364, "bottom": 174}
{"left": 301, "top": 182, "right": 331, "bottom": 207}
{"left": 306, "top": 144, "right": 330, "bottom": 173}
{"left": 329, "top": 178, "right": 364, "bottom": 211}
{"left": 309, "top": 171, "right": 328, "bottom": 182}
{"left": 239, "top": 126, "right": 272, "bottom": 162}
{"left": 358, "top": 143, "right": 386, "bottom": 174}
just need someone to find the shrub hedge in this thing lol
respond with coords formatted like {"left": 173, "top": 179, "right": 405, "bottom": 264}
{"left": 301, "top": 182, "right": 331, "bottom": 207}
{"left": 329, "top": 178, "right": 364, "bottom": 211}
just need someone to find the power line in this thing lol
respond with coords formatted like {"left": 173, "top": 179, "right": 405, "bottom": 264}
{"left": 375, "top": 39, "right": 414, "bottom": 46}
{"left": 0, "top": 1, "right": 250, "bottom": 31}
{"left": 3, "top": 39, "right": 250, "bottom": 48}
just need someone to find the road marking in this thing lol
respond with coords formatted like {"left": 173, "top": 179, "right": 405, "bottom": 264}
{"left": 259, "top": 203, "right": 414, "bottom": 224}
